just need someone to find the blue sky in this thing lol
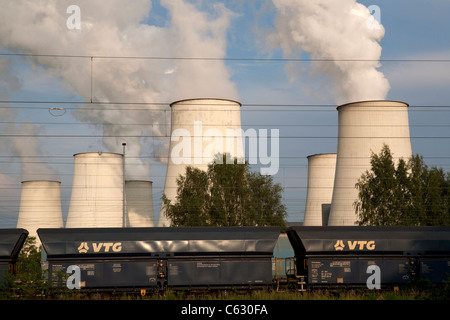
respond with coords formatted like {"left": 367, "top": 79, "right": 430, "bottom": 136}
{"left": 0, "top": 0, "right": 449, "bottom": 227}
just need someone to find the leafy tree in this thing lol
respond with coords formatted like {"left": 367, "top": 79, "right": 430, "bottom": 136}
{"left": 354, "top": 145, "right": 450, "bottom": 226}
{"left": 408, "top": 154, "right": 450, "bottom": 225}
{"left": 354, "top": 145, "right": 408, "bottom": 225}
{"left": 162, "top": 154, "right": 287, "bottom": 228}
{"left": 163, "top": 166, "right": 211, "bottom": 227}
{"left": 1, "top": 236, "right": 48, "bottom": 298}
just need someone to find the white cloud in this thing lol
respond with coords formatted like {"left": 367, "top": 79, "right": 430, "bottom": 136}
{"left": 267, "top": 0, "right": 390, "bottom": 105}
{"left": 0, "top": 0, "right": 239, "bottom": 180}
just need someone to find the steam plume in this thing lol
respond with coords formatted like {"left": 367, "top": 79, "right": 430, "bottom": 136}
{"left": 0, "top": 58, "right": 58, "bottom": 181}
{"left": 268, "top": 0, "right": 390, "bottom": 104}
{"left": 0, "top": 0, "right": 238, "bottom": 179}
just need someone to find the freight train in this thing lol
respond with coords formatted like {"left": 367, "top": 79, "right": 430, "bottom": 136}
{"left": 1, "top": 226, "right": 450, "bottom": 293}
{"left": 287, "top": 226, "right": 450, "bottom": 288}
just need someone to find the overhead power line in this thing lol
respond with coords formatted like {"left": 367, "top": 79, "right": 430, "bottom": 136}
{"left": 1, "top": 101, "right": 450, "bottom": 109}
{"left": 2, "top": 52, "right": 450, "bottom": 62}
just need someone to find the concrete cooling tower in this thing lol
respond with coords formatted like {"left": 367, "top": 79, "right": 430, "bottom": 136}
{"left": 303, "top": 153, "right": 337, "bottom": 226}
{"left": 158, "top": 98, "right": 244, "bottom": 227}
{"left": 328, "top": 100, "right": 412, "bottom": 226}
{"left": 65, "top": 152, "right": 124, "bottom": 228}
{"left": 125, "top": 180, "right": 155, "bottom": 227}
{"left": 17, "top": 180, "right": 63, "bottom": 242}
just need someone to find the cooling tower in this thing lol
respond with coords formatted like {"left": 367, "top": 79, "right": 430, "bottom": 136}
{"left": 328, "top": 100, "right": 412, "bottom": 226}
{"left": 65, "top": 152, "right": 124, "bottom": 228}
{"left": 158, "top": 98, "right": 244, "bottom": 227}
{"left": 17, "top": 180, "right": 63, "bottom": 243}
{"left": 125, "top": 180, "right": 155, "bottom": 227}
{"left": 303, "top": 153, "right": 337, "bottom": 226}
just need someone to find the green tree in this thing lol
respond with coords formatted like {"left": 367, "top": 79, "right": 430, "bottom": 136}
{"left": 354, "top": 145, "right": 450, "bottom": 226}
{"left": 408, "top": 154, "right": 450, "bottom": 225}
{"left": 162, "top": 154, "right": 287, "bottom": 228}
{"left": 163, "top": 166, "right": 211, "bottom": 227}
{"left": 1, "top": 236, "right": 48, "bottom": 298}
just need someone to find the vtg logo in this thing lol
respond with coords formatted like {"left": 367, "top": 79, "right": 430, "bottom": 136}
{"left": 334, "top": 240, "right": 376, "bottom": 251}
{"left": 77, "top": 242, "right": 122, "bottom": 253}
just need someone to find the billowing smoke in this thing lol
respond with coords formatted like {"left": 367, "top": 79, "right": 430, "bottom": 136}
{"left": 0, "top": 58, "right": 58, "bottom": 181}
{"left": 0, "top": 0, "right": 238, "bottom": 179}
{"left": 268, "top": 0, "right": 390, "bottom": 104}
{"left": 0, "top": 109, "right": 58, "bottom": 181}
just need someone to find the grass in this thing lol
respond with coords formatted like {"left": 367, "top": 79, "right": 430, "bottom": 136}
{"left": 129, "top": 286, "right": 448, "bottom": 301}
{"left": 3, "top": 286, "right": 448, "bottom": 300}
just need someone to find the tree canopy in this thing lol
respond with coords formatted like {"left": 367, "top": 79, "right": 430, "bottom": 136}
{"left": 161, "top": 154, "right": 287, "bottom": 228}
{"left": 354, "top": 145, "right": 450, "bottom": 226}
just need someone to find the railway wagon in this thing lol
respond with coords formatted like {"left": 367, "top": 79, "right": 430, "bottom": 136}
{"left": 286, "top": 226, "right": 450, "bottom": 288}
{"left": 0, "top": 228, "right": 28, "bottom": 285}
{"left": 37, "top": 226, "right": 281, "bottom": 291}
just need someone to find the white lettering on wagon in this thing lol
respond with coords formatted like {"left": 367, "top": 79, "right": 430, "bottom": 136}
{"left": 77, "top": 242, "right": 122, "bottom": 253}
{"left": 334, "top": 240, "right": 376, "bottom": 251}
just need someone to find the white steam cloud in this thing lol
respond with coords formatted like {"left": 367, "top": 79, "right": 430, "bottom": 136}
{"left": 0, "top": 58, "right": 58, "bottom": 181}
{"left": 0, "top": 109, "right": 58, "bottom": 181}
{"left": 0, "top": 0, "right": 238, "bottom": 179}
{"left": 1, "top": 0, "right": 391, "bottom": 181}
{"left": 268, "top": 0, "right": 390, "bottom": 104}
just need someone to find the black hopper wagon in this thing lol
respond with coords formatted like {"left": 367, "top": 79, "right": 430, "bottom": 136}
{"left": 286, "top": 226, "right": 450, "bottom": 289}
{"left": 0, "top": 228, "right": 29, "bottom": 285}
{"left": 37, "top": 226, "right": 281, "bottom": 293}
